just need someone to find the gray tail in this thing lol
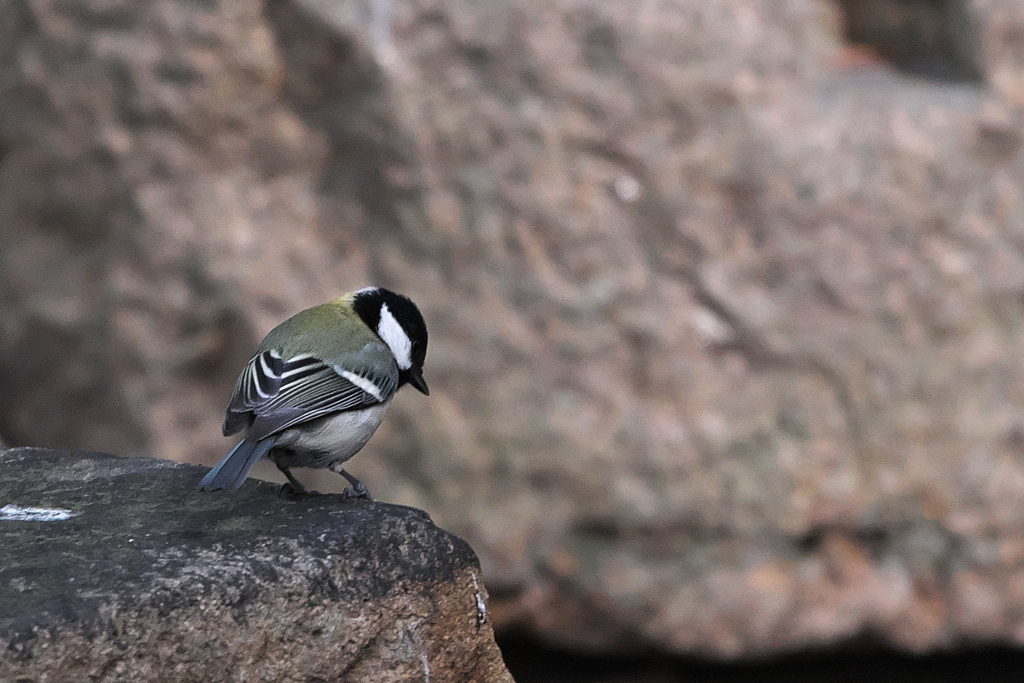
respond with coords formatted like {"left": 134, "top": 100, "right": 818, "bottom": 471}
{"left": 199, "top": 436, "right": 277, "bottom": 492}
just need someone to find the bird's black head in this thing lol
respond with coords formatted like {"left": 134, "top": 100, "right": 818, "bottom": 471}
{"left": 352, "top": 287, "right": 429, "bottom": 395}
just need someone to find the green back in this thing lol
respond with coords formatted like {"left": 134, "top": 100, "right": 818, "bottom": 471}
{"left": 259, "top": 296, "right": 398, "bottom": 386}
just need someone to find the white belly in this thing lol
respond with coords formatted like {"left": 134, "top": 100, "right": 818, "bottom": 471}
{"left": 271, "top": 401, "right": 391, "bottom": 469}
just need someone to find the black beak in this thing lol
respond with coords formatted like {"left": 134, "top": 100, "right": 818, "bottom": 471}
{"left": 408, "top": 367, "right": 429, "bottom": 395}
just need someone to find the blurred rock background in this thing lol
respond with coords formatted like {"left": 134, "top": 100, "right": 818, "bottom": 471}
{"left": 2, "top": 0, "right": 1024, "bottom": 675}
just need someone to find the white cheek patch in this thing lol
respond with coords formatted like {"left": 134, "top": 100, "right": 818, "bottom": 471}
{"left": 377, "top": 303, "right": 413, "bottom": 370}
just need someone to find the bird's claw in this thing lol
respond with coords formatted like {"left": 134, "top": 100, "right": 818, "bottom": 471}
{"left": 341, "top": 482, "right": 374, "bottom": 502}
{"left": 333, "top": 467, "right": 373, "bottom": 502}
{"left": 279, "top": 481, "right": 320, "bottom": 499}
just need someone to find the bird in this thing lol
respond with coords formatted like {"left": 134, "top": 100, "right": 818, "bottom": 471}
{"left": 199, "top": 287, "right": 429, "bottom": 497}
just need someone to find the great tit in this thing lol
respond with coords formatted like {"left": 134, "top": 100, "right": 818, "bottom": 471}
{"left": 199, "top": 287, "right": 429, "bottom": 497}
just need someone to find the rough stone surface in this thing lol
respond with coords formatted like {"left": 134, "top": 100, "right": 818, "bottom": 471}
{"left": 3, "top": 0, "right": 1024, "bottom": 659}
{"left": 0, "top": 448, "right": 512, "bottom": 683}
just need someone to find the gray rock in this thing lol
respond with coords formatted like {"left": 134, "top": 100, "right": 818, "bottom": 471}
{"left": 0, "top": 447, "right": 512, "bottom": 683}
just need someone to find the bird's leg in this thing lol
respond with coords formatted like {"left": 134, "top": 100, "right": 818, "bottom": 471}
{"left": 330, "top": 465, "right": 374, "bottom": 501}
{"left": 276, "top": 463, "right": 316, "bottom": 498}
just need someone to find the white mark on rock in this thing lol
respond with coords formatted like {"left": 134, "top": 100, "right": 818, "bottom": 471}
{"left": 1, "top": 504, "right": 79, "bottom": 522}
{"left": 693, "top": 307, "right": 734, "bottom": 344}
{"left": 403, "top": 618, "right": 429, "bottom": 682}
{"left": 9, "top": 577, "right": 36, "bottom": 593}
{"left": 420, "top": 652, "right": 430, "bottom": 683}
{"left": 614, "top": 175, "right": 642, "bottom": 203}
{"left": 472, "top": 571, "right": 487, "bottom": 627}
{"left": 371, "top": 0, "right": 401, "bottom": 71}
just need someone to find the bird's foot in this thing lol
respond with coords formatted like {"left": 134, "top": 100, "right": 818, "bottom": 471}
{"left": 341, "top": 481, "right": 374, "bottom": 502}
{"left": 276, "top": 464, "right": 320, "bottom": 499}
{"left": 335, "top": 467, "right": 374, "bottom": 502}
{"left": 279, "top": 481, "right": 321, "bottom": 499}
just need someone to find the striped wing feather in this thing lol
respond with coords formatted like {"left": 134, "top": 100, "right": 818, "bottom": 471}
{"left": 223, "top": 351, "right": 397, "bottom": 440}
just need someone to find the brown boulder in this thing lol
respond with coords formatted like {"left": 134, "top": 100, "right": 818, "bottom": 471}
{"left": 3, "top": 0, "right": 1024, "bottom": 658}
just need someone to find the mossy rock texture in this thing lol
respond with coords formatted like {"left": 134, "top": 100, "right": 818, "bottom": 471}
{"left": 0, "top": 447, "right": 512, "bottom": 682}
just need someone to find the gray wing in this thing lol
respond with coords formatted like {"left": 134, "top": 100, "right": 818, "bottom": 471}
{"left": 223, "top": 350, "right": 399, "bottom": 440}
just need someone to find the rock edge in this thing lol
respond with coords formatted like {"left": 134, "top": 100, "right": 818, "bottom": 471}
{"left": 0, "top": 447, "right": 513, "bottom": 683}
